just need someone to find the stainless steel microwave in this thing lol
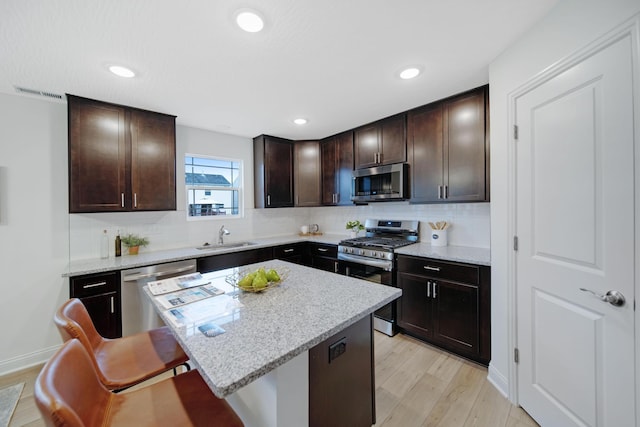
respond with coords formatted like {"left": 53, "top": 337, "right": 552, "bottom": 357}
{"left": 351, "top": 163, "right": 408, "bottom": 202}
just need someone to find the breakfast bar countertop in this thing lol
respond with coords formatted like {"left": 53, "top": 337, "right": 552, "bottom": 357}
{"left": 144, "top": 260, "right": 401, "bottom": 398}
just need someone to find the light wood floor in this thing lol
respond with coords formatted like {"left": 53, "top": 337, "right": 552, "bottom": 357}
{"left": 2, "top": 332, "right": 538, "bottom": 427}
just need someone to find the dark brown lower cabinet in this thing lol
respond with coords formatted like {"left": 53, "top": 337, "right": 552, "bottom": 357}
{"left": 307, "top": 243, "right": 339, "bottom": 273}
{"left": 272, "top": 243, "right": 307, "bottom": 265}
{"left": 196, "top": 248, "right": 274, "bottom": 273}
{"left": 69, "top": 271, "right": 122, "bottom": 338}
{"left": 309, "top": 314, "right": 374, "bottom": 427}
{"left": 397, "top": 255, "right": 490, "bottom": 365}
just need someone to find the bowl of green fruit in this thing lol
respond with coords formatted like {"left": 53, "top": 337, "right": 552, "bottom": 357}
{"left": 225, "top": 265, "right": 289, "bottom": 293}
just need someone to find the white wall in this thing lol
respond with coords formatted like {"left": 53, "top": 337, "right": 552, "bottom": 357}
{"left": 0, "top": 93, "right": 69, "bottom": 372}
{"left": 488, "top": 0, "right": 640, "bottom": 398}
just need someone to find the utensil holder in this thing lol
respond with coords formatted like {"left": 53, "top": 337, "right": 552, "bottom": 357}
{"left": 431, "top": 229, "right": 448, "bottom": 246}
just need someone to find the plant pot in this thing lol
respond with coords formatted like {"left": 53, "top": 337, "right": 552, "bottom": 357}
{"left": 128, "top": 245, "right": 140, "bottom": 255}
{"left": 350, "top": 230, "right": 359, "bottom": 238}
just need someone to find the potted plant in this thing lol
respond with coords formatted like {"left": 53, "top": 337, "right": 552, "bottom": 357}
{"left": 120, "top": 233, "right": 149, "bottom": 255}
{"left": 346, "top": 220, "right": 365, "bottom": 238}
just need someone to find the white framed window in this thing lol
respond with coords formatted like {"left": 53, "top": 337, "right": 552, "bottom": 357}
{"left": 185, "top": 154, "right": 242, "bottom": 219}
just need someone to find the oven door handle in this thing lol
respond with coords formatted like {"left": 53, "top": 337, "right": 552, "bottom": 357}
{"left": 339, "top": 253, "right": 393, "bottom": 271}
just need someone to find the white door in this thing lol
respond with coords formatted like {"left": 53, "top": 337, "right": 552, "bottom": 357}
{"left": 515, "top": 32, "right": 636, "bottom": 426}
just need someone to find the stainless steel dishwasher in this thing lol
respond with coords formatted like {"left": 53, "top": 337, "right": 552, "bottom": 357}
{"left": 121, "top": 259, "right": 197, "bottom": 336}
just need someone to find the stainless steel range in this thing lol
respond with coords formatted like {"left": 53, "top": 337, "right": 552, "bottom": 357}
{"left": 338, "top": 219, "right": 419, "bottom": 336}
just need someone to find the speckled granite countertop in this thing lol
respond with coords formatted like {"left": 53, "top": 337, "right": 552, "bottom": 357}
{"left": 145, "top": 260, "right": 401, "bottom": 398}
{"left": 63, "top": 234, "right": 345, "bottom": 277}
{"left": 64, "top": 234, "right": 490, "bottom": 277}
{"left": 395, "top": 243, "right": 491, "bottom": 266}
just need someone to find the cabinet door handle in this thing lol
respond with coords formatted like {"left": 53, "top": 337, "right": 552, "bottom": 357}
{"left": 374, "top": 153, "right": 377, "bottom": 164}
{"left": 110, "top": 296, "right": 115, "bottom": 314}
{"left": 433, "top": 282, "right": 438, "bottom": 298}
{"left": 283, "top": 248, "right": 294, "bottom": 253}
{"left": 334, "top": 261, "right": 339, "bottom": 273}
{"left": 267, "top": 194, "right": 271, "bottom": 206}
{"left": 426, "top": 280, "right": 431, "bottom": 298}
{"left": 437, "top": 185, "right": 442, "bottom": 199}
{"left": 121, "top": 193, "right": 125, "bottom": 208}
{"left": 444, "top": 185, "right": 448, "bottom": 199}
{"left": 134, "top": 193, "right": 138, "bottom": 208}
{"left": 317, "top": 248, "right": 329, "bottom": 252}
{"left": 83, "top": 281, "right": 107, "bottom": 289}
{"left": 424, "top": 265, "right": 441, "bottom": 272}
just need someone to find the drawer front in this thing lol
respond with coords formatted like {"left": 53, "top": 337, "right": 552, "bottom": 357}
{"left": 273, "top": 243, "right": 306, "bottom": 259}
{"left": 308, "top": 243, "right": 337, "bottom": 258}
{"left": 70, "top": 271, "right": 120, "bottom": 298}
{"left": 397, "top": 255, "right": 479, "bottom": 285}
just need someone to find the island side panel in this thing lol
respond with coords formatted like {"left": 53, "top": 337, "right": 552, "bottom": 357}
{"left": 309, "top": 314, "right": 374, "bottom": 427}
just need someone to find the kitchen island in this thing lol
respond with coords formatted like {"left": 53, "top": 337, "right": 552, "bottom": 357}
{"left": 145, "top": 259, "right": 401, "bottom": 427}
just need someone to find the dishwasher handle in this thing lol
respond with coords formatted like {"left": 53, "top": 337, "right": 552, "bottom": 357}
{"left": 122, "top": 264, "right": 195, "bottom": 282}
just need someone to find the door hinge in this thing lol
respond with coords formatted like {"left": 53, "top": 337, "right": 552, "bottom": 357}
{"left": 514, "top": 125, "right": 519, "bottom": 140}
{"left": 514, "top": 348, "right": 520, "bottom": 364}
{"left": 513, "top": 236, "right": 518, "bottom": 251}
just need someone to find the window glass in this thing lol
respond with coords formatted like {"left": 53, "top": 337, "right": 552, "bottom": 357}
{"left": 186, "top": 155, "right": 242, "bottom": 218}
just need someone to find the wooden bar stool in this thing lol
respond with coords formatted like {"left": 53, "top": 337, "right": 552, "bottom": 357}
{"left": 35, "top": 339, "right": 244, "bottom": 427}
{"left": 54, "top": 298, "right": 189, "bottom": 391}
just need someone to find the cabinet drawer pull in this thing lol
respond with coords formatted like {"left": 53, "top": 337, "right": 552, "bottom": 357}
{"left": 83, "top": 281, "right": 107, "bottom": 289}
{"left": 121, "top": 193, "right": 125, "bottom": 208}
{"left": 283, "top": 249, "right": 295, "bottom": 253}
{"left": 110, "top": 296, "right": 115, "bottom": 314}
{"left": 317, "top": 248, "right": 329, "bottom": 252}
{"left": 423, "top": 266, "right": 441, "bottom": 272}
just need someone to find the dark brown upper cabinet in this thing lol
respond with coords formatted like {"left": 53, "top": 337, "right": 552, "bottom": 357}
{"left": 254, "top": 135, "right": 294, "bottom": 208}
{"left": 354, "top": 113, "right": 406, "bottom": 169}
{"left": 294, "top": 140, "right": 321, "bottom": 207}
{"left": 408, "top": 85, "right": 489, "bottom": 203}
{"left": 68, "top": 95, "right": 176, "bottom": 213}
{"left": 321, "top": 131, "right": 354, "bottom": 206}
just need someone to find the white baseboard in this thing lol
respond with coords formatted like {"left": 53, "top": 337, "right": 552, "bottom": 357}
{"left": 0, "top": 344, "right": 60, "bottom": 376}
{"left": 487, "top": 362, "right": 510, "bottom": 400}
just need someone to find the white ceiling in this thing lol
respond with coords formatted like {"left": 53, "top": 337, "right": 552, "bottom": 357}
{"left": 0, "top": 0, "right": 558, "bottom": 140}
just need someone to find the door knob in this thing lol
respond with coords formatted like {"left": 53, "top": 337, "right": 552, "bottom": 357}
{"left": 579, "top": 288, "right": 626, "bottom": 307}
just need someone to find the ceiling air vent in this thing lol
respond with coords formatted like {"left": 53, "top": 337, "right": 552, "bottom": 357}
{"left": 14, "top": 86, "right": 64, "bottom": 100}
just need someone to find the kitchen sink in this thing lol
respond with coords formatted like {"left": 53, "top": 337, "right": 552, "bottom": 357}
{"left": 196, "top": 241, "right": 256, "bottom": 250}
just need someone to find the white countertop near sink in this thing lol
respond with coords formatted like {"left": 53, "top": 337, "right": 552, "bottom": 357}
{"left": 63, "top": 233, "right": 346, "bottom": 277}
{"left": 395, "top": 242, "right": 491, "bottom": 266}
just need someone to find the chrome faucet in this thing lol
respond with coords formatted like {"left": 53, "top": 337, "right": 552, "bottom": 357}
{"left": 218, "top": 225, "right": 230, "bottom": 245}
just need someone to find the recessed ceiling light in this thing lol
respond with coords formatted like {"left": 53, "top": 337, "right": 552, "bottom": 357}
{"left": 109, "top": 65, "right": 136, "bottom": 78}
{"left": 293, "top": 118, "right": 308, "bottom": 125}
{"left": 235, "top": 10, "right": 264, "bottom": 33}
{"left": 399, "top": 67, "right": 421, "bottom": 80}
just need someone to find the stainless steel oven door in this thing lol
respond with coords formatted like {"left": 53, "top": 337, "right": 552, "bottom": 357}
{"left": 340, "top": 259, "right": 397, "bottom": 336}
